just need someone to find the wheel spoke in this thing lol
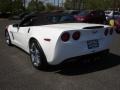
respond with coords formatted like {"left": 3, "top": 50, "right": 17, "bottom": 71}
{"left": 5, "top": 32, "right": 10, "bottom": 44}
{"left": 30, "top": 42, "right": 41, "bottom": 67}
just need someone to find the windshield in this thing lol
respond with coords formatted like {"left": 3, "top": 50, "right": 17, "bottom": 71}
{"left": 48, "top": 14, "right": 75, "bottom": 23}
{"left": 25, "top": 13, "right": 77, "bottom": 26}
{"left": 114, "top": 11, "right": 120, "bottom": 15}
{"left": 78, "top": 11, "right": 89, "bottom": 16}
{"left": 105, "top": 11, "right": 111, "bottom": 14}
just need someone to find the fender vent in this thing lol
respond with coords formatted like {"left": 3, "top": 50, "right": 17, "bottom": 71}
{"left": 83, "top": 26, "right": 104, "bottom": 29}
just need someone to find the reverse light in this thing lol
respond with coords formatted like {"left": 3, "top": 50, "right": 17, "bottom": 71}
{"left": 61, "top": 32, "right": 70, "bottom": 42}
{"left": 72, "top": 31, "right": 80, "bottom": 40}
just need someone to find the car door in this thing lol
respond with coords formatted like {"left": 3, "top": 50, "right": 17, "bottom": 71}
{"left": 12, "top": 17, "right": 32, "bottom": 50}
{"left": 10, "top": 24, "right": 20, "bottom": 46}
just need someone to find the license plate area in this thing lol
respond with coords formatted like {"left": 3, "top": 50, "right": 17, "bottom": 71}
{"left": 87, "top": 40, "right": 99, "bottom": 49}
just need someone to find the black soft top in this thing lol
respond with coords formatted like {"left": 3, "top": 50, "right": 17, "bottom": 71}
{"left": 20, "top": 12, "right": 76, "bottom": 26}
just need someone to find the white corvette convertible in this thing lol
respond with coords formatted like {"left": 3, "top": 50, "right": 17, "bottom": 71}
{"left": 5, "top": 12, "right": 113, "bottom": 69}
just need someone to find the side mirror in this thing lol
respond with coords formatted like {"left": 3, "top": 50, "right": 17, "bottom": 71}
{"left": 13, "top": 24, "right": 19, "bottom": 29}
{"left": 13, "top": 23, "right": 19, "bottom": 27}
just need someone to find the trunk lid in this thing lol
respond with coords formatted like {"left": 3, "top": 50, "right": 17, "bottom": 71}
{"left": 79, "top": 27, "right": 106, "bottom": 41}
{"left": 43, "top": 23, "right": 105, "bottom": 31}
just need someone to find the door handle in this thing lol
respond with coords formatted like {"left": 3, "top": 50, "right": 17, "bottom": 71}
{"left": 28, "top": 28, "right": 30, "bottom": 33}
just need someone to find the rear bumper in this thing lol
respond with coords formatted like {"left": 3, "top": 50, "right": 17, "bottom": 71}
{"left": 49, "top": 48, "right": 109, "bottom": 65}
{"left": 67, "top": 49, "right": 109, "bottom": 60}
{"left": 60, "top": 49, "right": 109, "bottom": 65}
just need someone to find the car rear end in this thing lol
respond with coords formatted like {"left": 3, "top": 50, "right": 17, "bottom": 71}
{"left": 50, "top": 25, "right": 113, "bottom": 65}
{"left": 74, "top": 15, "right": 89, "bottom": 22}
{"left": 74, "top": 11, "right": 90, "bottom": 22}
{"left": 90, "top": 10, "right": 106, "bottom": 24}
{"left": 115, "top": 18, "right": 120, "bottom": 33}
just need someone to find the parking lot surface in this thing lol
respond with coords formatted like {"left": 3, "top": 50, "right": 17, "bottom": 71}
{"left": 0, "top": 19, "right": 120, "bottom": 90}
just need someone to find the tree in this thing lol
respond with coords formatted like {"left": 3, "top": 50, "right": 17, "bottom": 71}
{"left": 64, "top": 0, "right": 84, "bottom": 10}
{"left": 64, "top": 0, "right": 120, "bottom": 10}
{"left": 12, "top": 0, "right": 24, "bottom": 14}
{"left": 0, "top": 0, "right": 12, "bottom": 13}
{"left": 85, "top": 0, "right": 113, "bottom": 10}
{"left": 27, "top": 0, "right": 45, "bottom": 12}
{"left": 64, "top": 0, "right": 73, "bottom": 10}
{"left": 0, "top": 0, "right": 24, "bottom": 14}
{"left": 45, "top": 3, "right": 56, "bottom": 11}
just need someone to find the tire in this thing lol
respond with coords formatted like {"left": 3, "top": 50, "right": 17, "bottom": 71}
{"left": 116, "top": 29, "right": 120, "bottom": 34}
{"left": 29, "top": 39, "right": 48, "bottom": 70}
{"left": 5, "top": 31, "right": 12, "bottom": 46}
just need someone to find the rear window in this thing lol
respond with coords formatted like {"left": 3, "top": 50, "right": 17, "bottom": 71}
{"left": 114, "top": 11, "right": 120, "bottom": 15}
{"left": 71, "top": 11, "right": 80, "bottom": 15}
{"left": 90, "top": 11, "right": 105, "bottom": 16}
{"left": 60, "top": 15, "right": 74, "bottom": 22}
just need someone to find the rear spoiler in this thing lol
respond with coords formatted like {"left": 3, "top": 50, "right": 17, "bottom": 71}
{"left": 83, "top": 26, "right": 104, "bottom": 29}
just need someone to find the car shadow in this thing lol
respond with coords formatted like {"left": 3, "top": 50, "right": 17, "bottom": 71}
{"left": 6, "top": 44, "right": 120, "bottom": 76}
{"left": 46, "top": 53, "right": 120, "bottom": 76}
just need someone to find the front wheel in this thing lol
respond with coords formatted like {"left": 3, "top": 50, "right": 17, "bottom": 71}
{"left": 5, "top": 31, "right": 12, "bottom": 46}
{"left": 29, "top": 39, "right": 48, "bottom": 70}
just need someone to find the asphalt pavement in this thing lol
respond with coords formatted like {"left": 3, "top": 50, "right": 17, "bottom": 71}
{"left": 0, "top": 19, "right": 120, "bottom": 90}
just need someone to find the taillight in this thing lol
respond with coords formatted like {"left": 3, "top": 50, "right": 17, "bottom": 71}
{"left": 110, "top": 28, "right": 113, "bottom": 35}
{"left": 104, "top": 28, "right": 109, "bottom": 36}
{"left": 61, "top": 32, "right": 70, "bottom": 42}
{"left": 72, "top": 31, "right": 80, "bottom": 40}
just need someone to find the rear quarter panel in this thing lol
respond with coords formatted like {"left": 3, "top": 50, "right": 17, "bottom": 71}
{"left": 29, "top": 26, "right": 63, "bottom": 62}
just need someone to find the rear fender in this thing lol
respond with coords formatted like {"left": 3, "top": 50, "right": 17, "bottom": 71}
{"left": 29, "top": 30, "right": 62, "bottom": 62}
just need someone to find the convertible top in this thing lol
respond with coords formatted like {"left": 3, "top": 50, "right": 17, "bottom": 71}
{"left": 19, "top": 12, "right": 76, "bottom": 26}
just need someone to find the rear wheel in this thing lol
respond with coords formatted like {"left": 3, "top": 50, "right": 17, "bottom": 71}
{"left": 29, "top": 39, "right": 48, "bottom": 70}
{"left": 5, "top": 31, "right": 12, "bottom": 46}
